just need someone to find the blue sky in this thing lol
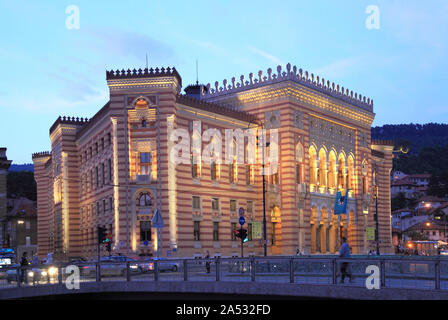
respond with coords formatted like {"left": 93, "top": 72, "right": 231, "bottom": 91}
{"left": 1, "top": 0, "right": 447, "bottom": 163}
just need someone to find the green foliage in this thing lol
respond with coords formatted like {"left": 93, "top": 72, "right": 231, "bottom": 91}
{"left": 7, "top": 171, "right": 36, "bottom": 201}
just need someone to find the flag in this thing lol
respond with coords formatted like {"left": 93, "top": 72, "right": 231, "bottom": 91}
{"left": 334, "top": 189, "right": 349, "bottom": 214}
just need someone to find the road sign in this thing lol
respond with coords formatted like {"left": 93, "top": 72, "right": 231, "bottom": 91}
{"left": 152, "top": 209, "right": 164, "bottom": 228}
{"left": 366, "top": 227, "right": 375, "bottom": 241}
{"left": 239, "top": 216, "right": 245, "bottom": 225}
{"left": 143, "top": 240, "right": 148, "bottom": 246}
{"left": 252, "top": 221, "right": 262, "bottom": 239}
{"left": 239, "top": 207, "right": 245, "bottom": 217}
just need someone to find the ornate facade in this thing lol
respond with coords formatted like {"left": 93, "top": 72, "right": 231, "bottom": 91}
{"left": 33, "top": 63, "right": 394, "bottom": 260}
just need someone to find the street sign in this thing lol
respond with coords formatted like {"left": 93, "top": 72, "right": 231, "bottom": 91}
{"left": 143, "top": 240, "right": 148, "bottom": 246}
{"left": 239, "top": 216, "right": 245, "bottom": 225}
{"left": 366, "top": 227, "right": 375, "bottom": 241}
{"left": 239, "top": 207, "right": 245, "bottom": 217}
{"left": 152, "top": 209, "right": 164, "bottom": 228}
{"left": 252, "top": 221, "right": 262, "bottom": 239}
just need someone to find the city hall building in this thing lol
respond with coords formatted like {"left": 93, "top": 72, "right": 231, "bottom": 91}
{"left": 33, "top": 63, "right": 394, "bottom": 260}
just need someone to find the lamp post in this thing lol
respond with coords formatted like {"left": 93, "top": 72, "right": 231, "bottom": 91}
{"left": 373, "top": 164, "right": 380, "bottom": 255}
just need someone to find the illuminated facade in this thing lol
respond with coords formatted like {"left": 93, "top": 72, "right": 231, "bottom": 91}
{"left": 33, "top": 64, "right": 394, "bottom": 260}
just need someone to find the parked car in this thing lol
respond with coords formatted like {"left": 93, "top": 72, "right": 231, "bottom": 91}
{"left": 145, "top": 258, "right": 179, "bottom": 273}
{"left": 81, "top": 256, "right": 142, "bottom": 277}
{"left": 5, "top": 264, "right": 57, "bottom": 284}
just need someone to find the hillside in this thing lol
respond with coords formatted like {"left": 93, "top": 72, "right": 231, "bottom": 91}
{"left": 371, "top": 123, "right": 448, "bottom": 155}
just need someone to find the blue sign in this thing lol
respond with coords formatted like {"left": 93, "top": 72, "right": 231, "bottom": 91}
{"left": 239, "top": 216, "right": 245, "bottom": 225}
{"left": 239, "top": 207, "right": 245, "bottom": 217}
{"left": 143, "top": 240, "right": 149, "bottom": 246}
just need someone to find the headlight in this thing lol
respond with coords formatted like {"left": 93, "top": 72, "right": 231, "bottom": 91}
{"left": 48, "top": 267, "right": 57, "bottom": 276}
{"left": 130, "top": 265, "right": 138, "bottom": 269}
{"left": 28, "top": 271, "right": 34, "bottom": 277}
{"left": 41, "top": 271, "right": 48, "bottom": 276}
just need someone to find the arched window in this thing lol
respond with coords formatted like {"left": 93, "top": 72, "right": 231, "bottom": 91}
{"left": 138, "top": 193, "right": 152, "bottom": 207}
{"left": 309, "top": 146, "right": 317, "bottom": 187}
{"left": 296, "top": 142, "right": 304, "bottom": 184}
{"left": 347, "top": 155, "right": 355, "bottom": 190}
{"left": 141, "top": 119, "right": 147, "bottom": 128}
{"left": 337, "top": 153, "right": 346, "bottom": 190}
{"left": 328, "top": 151, "right": 337, "bottom": 189}
{"left": 318, "top": 148, "right": 327, "bottom": 188}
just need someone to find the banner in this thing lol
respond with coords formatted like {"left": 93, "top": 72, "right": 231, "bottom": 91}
{"left": 334, "top": 189, "right": 349, "bottom": 214}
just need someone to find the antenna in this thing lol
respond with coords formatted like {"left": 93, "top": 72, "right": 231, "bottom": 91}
{"left": 196, "top": 59, "right": 199, "bottom": 85}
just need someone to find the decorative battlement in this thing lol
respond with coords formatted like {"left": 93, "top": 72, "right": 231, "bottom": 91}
{"left": 49, "top": 116, "right": 90, "bottom": 135}
{"left": 203, "top": 63, "right": 373, "bottom": 112}
{"left": 32, "top": 151, "right": 51, "bottom": 159}
{"left": 106, "top": 67, "right": 182, "bottom": 87}
{"left": 371, "top": 139, "right": 394, "bottom": 146}
{"left": 176, "top": 94, "right": 258, "bottom": 124}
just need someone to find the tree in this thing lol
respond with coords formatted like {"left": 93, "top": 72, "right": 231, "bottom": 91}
{"left": 7, "top": 171, "right": 37, "bottom": 201}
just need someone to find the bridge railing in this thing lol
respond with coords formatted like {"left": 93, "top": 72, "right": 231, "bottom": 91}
{"left": 1, "top": 256, "right": 448, "bottom": 291}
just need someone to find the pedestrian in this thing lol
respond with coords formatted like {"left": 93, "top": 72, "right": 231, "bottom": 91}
{"left": 19, "top": 252, "right": 29, "bottom": 284}
{"left": 339, "top": 237, "right": 352, "bottom": 283}
{"left": 205, "top": 251, "right": 211, "bottom": 274}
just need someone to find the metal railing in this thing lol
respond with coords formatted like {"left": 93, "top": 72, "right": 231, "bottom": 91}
{"left": 1, "top": 256, "right": 448, "bottom": 291}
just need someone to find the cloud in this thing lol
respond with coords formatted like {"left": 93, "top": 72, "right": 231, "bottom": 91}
{"left": 247, "top": 46, "right": 285, "bottom": 66}
{"left": 82, "top": 27, "right": 177, "bottom": 64}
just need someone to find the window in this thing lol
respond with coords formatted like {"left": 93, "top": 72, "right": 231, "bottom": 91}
{"left": 26, "top": 220, "right": 30, "bottom": 230}
{"left": 194, "top": 221, "right": 200, "bottom": 241}
{"left": 231, "top": 223, "right": 237, "bottom": 241}
{"left": 103, "top": 199, "right": 106, "bottom": 215}
{"left": 90, "top": 170, "right": 93, "bottom": 190}
{"left": 211, "top": 198, "right": 219, "bottom": 211}
{"left": 140, "top": 221, "right": 151, "bottom": 242}
{"left": 101, "top": 138, "right": 104, "bottom": 151}
{"left": 229, "top": 162, "right": 237, "bottom": 183}
{"left": 248, "top": 223, "right": 253, "bottom": 241}
{"left": 101, "top": 163, "right": 105, "bottom": 186}
{"left": 192, "top": 196, "right": 201, "bottom": 210}
{"left": 247, "top": 201, "right": 253, "bottom": 214}
{"left": 272, "top": 223, "right": 276, "bottom": 245}
{"left": 108, "top": 133, "right": 111, "bottom": 146}
{"left": 138, "top": 193, "right": 152, "bottom": 207}
{"left": 95, "top": 166, "right": 99, "bottom": 188}
{"left": 140, "top": 152, "right": 151, "bottom": 175}
{"left": 230, "top": 200, "right": 237, "bottom": 212}
{"left": 211, "top": 160, "right": 217, "bottom": 181}
{"left": 108, "top": 158, "right": 112, "bottom": 182}
{"left": 213, "top": 222, "right": 219, "bottom": 241}
{"left": 142, "top": 119, "right": 147, "bottom": 128}
{"left": 96, "top": 202, "right": 100, "bottom": 216}
{"left": 95, "top": 143, "right": 98, "bottom": 154}
{"left": 109, "top": 197, "right": 113, "bottom": 212}
{"left": 246, "top": 164, "right": 254, "bottom": 185}
{"left": 191, "top": 154, "right": 199, "bottom": 178}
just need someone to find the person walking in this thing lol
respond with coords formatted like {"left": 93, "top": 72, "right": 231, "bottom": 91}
{"left": 339, "top": 237, "right": 352, "bottom": 283}
{"left": 19, "top": 252, "right": 29, "bottom": 284}
{"left": 205, "top": 251, "right": 211, "bottom": 274}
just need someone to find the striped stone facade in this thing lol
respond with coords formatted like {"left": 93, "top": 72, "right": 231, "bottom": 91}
{"left": 33, "top": 64, "right": 394, "bottom": 260}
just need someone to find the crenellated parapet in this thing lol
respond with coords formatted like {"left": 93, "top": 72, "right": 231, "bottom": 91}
{"left": 203, "top": 63, "right": 373, "bottom": 112}
{"left": 49, "top": 116, "right": 90, "bottom": 135}
{"left": 106, "top": 67, "right": 182, "bottom": 87}
{"left": 32, "top": 151, "right": 51, "bottom": 160}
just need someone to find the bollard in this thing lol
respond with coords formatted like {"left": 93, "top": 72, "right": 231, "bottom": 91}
{"left": 215, "top": 258, "right": 220, "bottom": 282}
{"left": 154, "top": 260, "right": 159, "bottom": 281}
{"left": 16, "top": 266, "right": 21, "bottom": 287}
{"left": 332, "top": 259, "right": 337, "bottom": 285}
{"left": 126, "top": 262, "right": 131, "bottom": 282}
{"left": 250, "top": 258, "right": 255, "bottom": 282}
{"left": 183, "top": 260, "right": 188, "bottom": 281}
{"left": 289, "top": 259, "right": 294, "bottom": 283}
{"left": 435, "top": 261, "right": 441, "bottom": 290}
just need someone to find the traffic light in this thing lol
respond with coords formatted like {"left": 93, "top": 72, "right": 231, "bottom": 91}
{"left": 241, "top": 229, "right": 248, "bottom": 243}
{"left": 106, "top": 241, "right": 111, "bottom": 253}
{"left": 235, "top": 228, "right": 248, "bottom": 243}
{"left": 97, "top": 226, "right": 107, "bottom": 244}
{"left": 106, "top": 232, "right": 112, "bottom": 243}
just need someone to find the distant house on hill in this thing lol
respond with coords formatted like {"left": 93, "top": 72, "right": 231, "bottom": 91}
{"left": 0, "top": 197, "right": 37, "bottom": 259}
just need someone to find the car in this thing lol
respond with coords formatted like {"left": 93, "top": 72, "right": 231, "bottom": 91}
{"left": 80, "top": 256, "right": 142, "bottom": 277}
{"left": 5, "top": 264, "right": 57, "bottom": 284}
{"left": 145, "top": 258, "right": 179, "bottom": 273}
{"left": 440, "top": 249, "right": 448, "bottom": 256}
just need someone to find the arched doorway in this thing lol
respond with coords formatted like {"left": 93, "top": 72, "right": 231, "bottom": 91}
{"left": 310, "top": 206, "right": 318, "bottom": 254}
{"left": 319, "top": 207, "right": 329, "bottom": 253}
{"left": 270, "top": 206, "right": 282, "bottom": 255}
